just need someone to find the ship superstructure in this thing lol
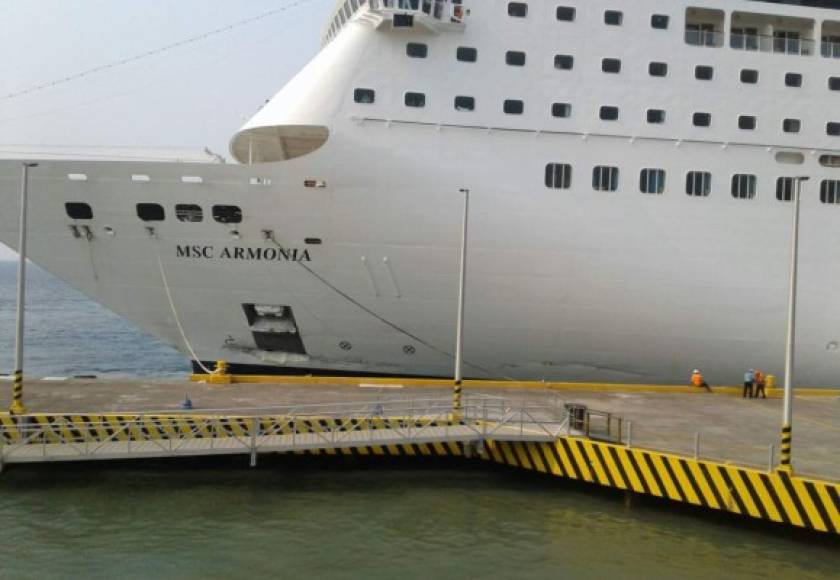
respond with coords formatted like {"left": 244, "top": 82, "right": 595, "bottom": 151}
{"left": 4, "top": 0, "right": 840, "bottom": 385}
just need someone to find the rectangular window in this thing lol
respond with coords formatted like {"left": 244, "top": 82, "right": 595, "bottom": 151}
{"left": 693, "top": 112, "right": 711, "bottom": 127}
{"left": 640, "top": 169, "right": 666, "bottom": 194}
{"left": 556, "top": 6, "right": 575, "bottom": 21}
{"left": 776, "top": 177, "right": 794, "bottom": 201}
{"left": 551, "top": 102, "right": 572, "bottom": 118}
{"left": 783, "top": 118, "right": 801, "bottom": 133}
{"left": 175, "top": 204, "right": 203, "bottom": 222}
{"left": 687, "top": 22, "right": 719, "bottom": 47}
{"left": 731, "top": 174, "right": 757, "bottom": 199}
{"left": 785, "top": 73, "right": 803, "bottom": 88}
{"left": 741, "top": 69, "right": 759, "bottom": 84}
{"left": 828, "top": 122, "right": 840, "bottom": 136}
{"left": 592, "top": 166, "right": 619, "bottom": 191}
{"left": 738, "top": 115, "right": 756, "bottom": 130}
{"left": 604, "top": 10, "right": 623, "bottom": 26}
{"left": 830, "top": 77, "right": 840, "bottom": 91}
{"left": 65, "top": 202, "right": 93, "bottom": 220}
{"left": 405, "top": 92, "right": 426, "bottom": 107}
{"left": 506, "top": 51, "right": 526, "bottom": 66}
{"left": 137, "top": 203, "right": 165, "bottom": 221}
{"left": 647, "top": 109, "right": 666, "bottom": 124}
{"left": 602, "top": 58, "right": 621, "bottom": 73}
{"left": 456, "top": 46, "right": 477, "bottom": 62}
{"left": 731, "top": 27, "right": 759, "bottom": 51}
{"left": 554, "top": 54, "right": 574, "bottom": 70}
{"left": 821, "top": 180, "right": 840, "bottom": 204}
{"left": 599, "top": 106, "right": 619, "bottom": 121}
{"left": 508, "top": 2, "right": 528, "bottom": 17}
{"left": 454, "top": 95, "right": 475, "bottom": 111}
{"left": 649, "top": 62, "right": 667, "bottom": 77}
{"left": 406, "top": 43, "right": 428, "bottom": 58}
{"left": 695, "top": 65, "right": 714, "bottom": 80}
{"left": 503, "top": 99, "right": 524, "bottom": 114}
{"left": 545, "top": 163, "right": 572, "bottom": 189}
{"left": 775, "top": 30, "right": 801, "bottom": 54}
{"left": 354, "top": 88, "right": 375, "bottom": 104}
{"left": 212, "top": 205, "right": 242, "bottom": 224}
{"left": 651, "top": 14, "right": 669, "bottom": 29}
{"left": 686, "top": 172, "right": 711, "bottom": 197}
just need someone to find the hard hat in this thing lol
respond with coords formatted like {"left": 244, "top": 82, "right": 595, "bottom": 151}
{"left": 693, "top": 369, "right": 699, "bottom": 373}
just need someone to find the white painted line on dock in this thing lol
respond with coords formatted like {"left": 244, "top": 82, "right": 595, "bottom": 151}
{"left": 42, "top": 377, "right": 69, "bottom": 382}
{"left": 359, "top": 383, "right": 404, "bottom": 389}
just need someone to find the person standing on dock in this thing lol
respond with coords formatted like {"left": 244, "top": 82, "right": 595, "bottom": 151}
{"left": 753, "top": 369, "right": 767, "bottom": 399}
{"left": 691, "top": 369, "right": 711, "bottom": 392}
{"left": 743, "top": 369, "right": 755, "bottom": 398}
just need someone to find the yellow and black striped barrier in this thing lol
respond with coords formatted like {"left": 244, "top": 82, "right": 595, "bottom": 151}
{"left": 484, "top": 437, "right": 840, "bottom": 535}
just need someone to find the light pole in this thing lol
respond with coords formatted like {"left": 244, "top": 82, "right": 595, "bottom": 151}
{"left": 10, "top": 162, "right": 38, "bottom": 415}
{"left": 779, "top": 175, "right": 809, "bottom": 472}
{"left": 453, "top": 188, "right": 469, "bottom": 415}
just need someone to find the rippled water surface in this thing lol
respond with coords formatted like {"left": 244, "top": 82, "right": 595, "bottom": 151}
{"left": 1, "top": 262, "right": 839, "bottom": 579}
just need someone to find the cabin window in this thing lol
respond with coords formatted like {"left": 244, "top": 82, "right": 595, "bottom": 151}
{"left": 508, "top": 2, "right": 527, "bottom": 17}
{"left": 65, "top": 202, "right": 93, "bottom": 220}
{"left": 777, "top": 177, "right": 795, "bottom": 201}
{"left": 137, "top": 203, "right": 165, "bottom": 221}
{"left": 592, "top": 166, "right": 619, "bottom": 191}
{"left": 545, "top": 163, "right": 572, "bottom": 189}
{"left": 551, "top": 102, "right": 572, "bottom": 118}
{"left": 406, "top": 43, "right": 428, "bottom": 58}
{"left": 828, "top": 122, "right": 840, "bottom": 136}
{"left": 651, "top": 14, "right": 669, "bottom": 29}
{"left": 212, "top": 205, "right": 242, "bottom": 224}
{"left": 647, "top": 109, "right": 666, "bottom": 124}
{"left": 599, "top": 106, "right": 619, "bottom": 121}
{"left": 554, "top": 54, "right": 574, "bottom": 70}
{"left": 454, "top": 96, "right": 475, "bottom": 111}
{"left": 693, "top": 112, "right": 711, "bottom": 127}
{"left": 731, "top": 174, "right": 757, "bottom": 199}
{"left": 738, "top": 115, "right": 756, "bottom": 130}
{"left": 640, "top": 169, "right": 666, "bottom": 194}
{"left": 556, "top": 6, "right": 575, "bottom": 21}
{"left": 695, "top": 65, "right": 714, "bottom": 80}
{"left": 741, "top": 69, "right": 759, "bottom": 84}
{"left": 649, "top": 62, "right": 668, "bottom": 77}
{"left": 821, "top": 180, "right": 840, "bottom": 204}
{"left": 604, "top": 10, "right": 622, "bottom": 26}
{"left": 457, "top": 46, "right": 477, "bottom": 62}
{"left": 353, "top": 88, "right": 375, "bottom": 104}
{"left": 785, "top": 73, "right": 803, "bottom": 88}
{"left": 783, "top": 118, "right": 801, "bottom": 133}
{"left": 503, "top": 99, "right": 524, "bottom": 115}
{"left": 731, "top": 27, "right": 759, "bottom": 50}
{"left": 602, "top": 58, "right": 621, "bottom": 73}
{"left": 405, "top": 92, "right": 426, "bottom": 107}
{"left": 506, "top": 51, "right": 526, "bottom": 66}
{"left": 686, "top": 172, "right": 711, "bottom": 197}
{"left": 175, "top": 204, "right": 203, "bottom": 222}
{"left": 820, "top": 154, "right": 840, "bottom": 167}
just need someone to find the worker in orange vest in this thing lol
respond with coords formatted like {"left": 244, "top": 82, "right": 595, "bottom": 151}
{"left": 753, "top": 369, "right": 767, "bottom": 399}
{"left": 691, "top": 369, "right": 711, "bottom": 392}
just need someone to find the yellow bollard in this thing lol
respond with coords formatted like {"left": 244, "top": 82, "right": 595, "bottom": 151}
{"left": 766, "top": 374, "right": 776, "bottom": 395}
{"left": 208, "top": 360, "right": 234, "bottom": 384}
{"left": 9, "top": 369, "right": 26, "bottom": 415}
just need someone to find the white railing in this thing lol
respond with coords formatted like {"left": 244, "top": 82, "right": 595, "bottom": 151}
{"left": 368, "top": 0, "right": 465, "bottom": 23}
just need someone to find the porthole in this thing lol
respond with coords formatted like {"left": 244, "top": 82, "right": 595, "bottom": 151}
{"left": 456, "top": 46, "right": 477, "bottom": 62}
{"left": 406, "top": 42, "right": 428, "bottom": 58}
{"left": 353, "top": 88, "right": 375, "bottom": 104}
{"left": 403, "top": 345, "right": 416, "bottom": 355}
{"left": 136, "top": 203, "right": 165, "bottom": 222}
{"left": 65, "top": 202, "right": 93, "bottom": 220}
{"left": 454, "top": 95, "right": 475, "bottom": 111}
{"left": 212, "top": 205, "right": 242, "bottom": 224}
{"left": 339, "top": 341, "right": 352, "bottom": 351}
{"left": 175, "top": 204, "right": 203, "bottom": 223}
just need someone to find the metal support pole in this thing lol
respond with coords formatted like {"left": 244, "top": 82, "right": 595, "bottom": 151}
{"left": 453, "top": 188, "right": 469, "bottom": 416}
{"left": 10, "top": 162, "right": 37, "bottom": 416}
{"left": 780, "top": 176, "right": 808, "bottom": 472}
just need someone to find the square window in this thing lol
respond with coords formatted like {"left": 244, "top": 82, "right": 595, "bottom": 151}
{"left": 649, "top": 62, "right": 667, "bottom": 77}
{"left": 599, "top": 106, "right": 619, "bottom": 121}
{"left": 503, "top": 99, "right": 524, "bottom": 114}
{"left": 405, "top": 92, "right": 426, "bottom": 108}
{"left": 354, "top": 88, "right": 375, "bottom": 104}
{"left": 406, "top": 43, "right": 428, "bottom": 58}
{"left": 506, "top": 51, "right": 526, "bottom": 66}
{"left": 604, "top": 10, "right": 622, "bottom": 25}
{"left": 593, "top": 166, "right": 619, "bottom": 191}
{"left": 651, "top": 14, "right": 669, "bottom": 29}
{"left": 554, "top": 54, "right": 574, "bottom": 70}
{"left": 783, "top": 118, "right": 801, "bottom": 133}
{"left": 776, "top": 177, "right": 794, "bottom": 201}
{"left": 456, "top": 46, "right": 477, "bottom": 62}
{"left": 602, "top": 58, "right": 621, "bottom": 73}
{"left": 686, "top": 172, "right": 711, "bottom": 197}
{"left": 647, "top": 109, "right": 666, "bottom": 124}
{"left": 551, "top": 102, "right": 572, "bottom": 118}
{"left": 821, "top": 180, "right": 840, "bottom": 203}
{"left": 508, "top": 2, "right": 528, "bottom": 17}
{"left": 454, "top": 96, "right": 475, "bottom": 111}
{"left": 785, "top": 73, "right": 803, "bottom": 87}
{"left": 731, "top": 174, "right": 757, "bottom": 200}
{"left": 693, "top": 112, "right": 711, "bottom": 127}
{"left": 556, "top": 6, "right": 576, "bottom": 21}
{"left": 829, "top": 77, "right": 840, "bottom": 91}
{"left": 695, "top": 65, "right": 714, "bottom": 80}
{"left": 545, "top": 163, "right": 572, "bottom": 189}
{"left": 640, "top": 168, "right": 666, "bottom": 194}
{"left": 741, "top": 69, "right": 759, "bottom": 84}
{"left": 828, "top": 122, "right": 840, "bottom": 136}
{"left": 738, "top": 115, "right": 756, "bottom": 130}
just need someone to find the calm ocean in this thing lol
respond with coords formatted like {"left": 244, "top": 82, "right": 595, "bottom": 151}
{"left": 0, "top": 261, "right": 839, "bottom": 579}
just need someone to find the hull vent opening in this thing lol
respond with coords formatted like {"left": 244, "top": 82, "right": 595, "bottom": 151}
{"left": 243, "top": 304, "right": 307, "bottom": 355}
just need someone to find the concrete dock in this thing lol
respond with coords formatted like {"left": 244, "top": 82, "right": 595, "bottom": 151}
{"left": 1, "top": 377, "right": 838, "bottom": 480}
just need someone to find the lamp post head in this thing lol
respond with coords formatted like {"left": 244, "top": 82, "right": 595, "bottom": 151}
{"left": 23, "top": 162, "right": 39, "bottom": 168}
{"left": 459, "top": 188, "right": 469, "bottom": 194}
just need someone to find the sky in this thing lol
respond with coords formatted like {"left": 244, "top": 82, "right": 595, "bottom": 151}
{"left": 0, "top": 0, "right": 334, "bottom": 260}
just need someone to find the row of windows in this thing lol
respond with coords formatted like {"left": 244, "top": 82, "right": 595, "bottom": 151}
{"left": 507, "top": 3, "right": 666, "bottom": 30}
{"left": 65, "top": 203, "right": 244, "bottom": 224}
{"left": 353, "top": 88, "right": 832, "bottom": 134}
{"left": 544, "top": 164, "right": 834, "bottom": 203}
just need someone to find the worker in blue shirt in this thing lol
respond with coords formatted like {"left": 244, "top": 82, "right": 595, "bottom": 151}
{"left": 743, "top": 369, "right": 755, "bottom": 398}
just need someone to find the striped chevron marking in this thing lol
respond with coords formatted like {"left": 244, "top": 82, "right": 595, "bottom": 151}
{"left": 484, "top": 438, "right": 840, "bottom": 535}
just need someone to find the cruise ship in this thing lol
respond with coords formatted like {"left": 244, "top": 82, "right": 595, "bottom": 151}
{"left": 3, "top": 0, "right": 840, "bottom": 385}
